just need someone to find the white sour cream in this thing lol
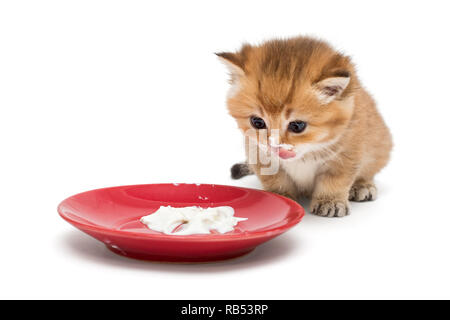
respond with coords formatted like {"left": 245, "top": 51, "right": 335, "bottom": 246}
{"left": 269, "top": 136, "right": 294, "bottom": 150}
{"left": 140, "top": 206, "right": 247, "bottom": 235}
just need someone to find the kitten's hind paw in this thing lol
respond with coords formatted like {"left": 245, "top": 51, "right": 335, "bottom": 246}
{"left": 310, "top": 199, "right": 350, "bottom": 218}
{"left": 230, "top": 162, "right": 253, "bottom": 179}
{"left": 349, "top": 183, "right": 377, "bottom": 202}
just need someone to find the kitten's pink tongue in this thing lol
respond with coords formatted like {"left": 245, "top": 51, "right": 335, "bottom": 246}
{"left": 275, "top": 147, "right": 296, "bottom": 159}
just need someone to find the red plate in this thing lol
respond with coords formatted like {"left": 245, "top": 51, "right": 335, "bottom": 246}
{"left": 58, "top": 184, "right": 304, "bottom": 262}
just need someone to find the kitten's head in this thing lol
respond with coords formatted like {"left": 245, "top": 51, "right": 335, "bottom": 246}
{"left": 217, "top": 37, "right": 357, "bottom": 160}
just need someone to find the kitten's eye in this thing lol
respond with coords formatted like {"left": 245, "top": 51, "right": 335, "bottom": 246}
{"left": 288, "top": 121, "right": 307, "bottom": 133}
{"left": 250, "top": 116, "right": 266, "bottom": 129}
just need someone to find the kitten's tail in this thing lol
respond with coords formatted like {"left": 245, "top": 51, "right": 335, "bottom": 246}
{"left": 230, "top": 162, "right": 254, "bottom": 179}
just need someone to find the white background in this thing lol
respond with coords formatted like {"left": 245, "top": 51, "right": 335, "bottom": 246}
{"left": 1, "top": 0, "right": 449, "bottom": 299}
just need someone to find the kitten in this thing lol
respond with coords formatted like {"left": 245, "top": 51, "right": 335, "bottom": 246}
{"left": 217, "top": 36, "right": 392, "bottom": 217}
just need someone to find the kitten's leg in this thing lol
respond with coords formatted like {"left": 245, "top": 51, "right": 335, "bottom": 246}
{"left": 230, "top": 162, "right": 253, "bottom": 179}
{"left": 310, "top": 172, "right": 354, "bottom": 218}
{"left": 255, "top": 168, "right": 299, "bottom": 201}
{"left": 349, "top": 178, "right": 377, "bottom": 202}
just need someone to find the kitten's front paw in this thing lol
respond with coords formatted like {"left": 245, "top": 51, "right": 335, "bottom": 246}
{"left": 310, "top": 199, "right": 349, "bottom": 218}
{"left": 349, "top": 183, "right": 377, "bottom": 202}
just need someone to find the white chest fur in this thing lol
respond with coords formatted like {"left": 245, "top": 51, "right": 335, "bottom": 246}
{"left": 280, "top": 158, "right": 322, "bottom": 193}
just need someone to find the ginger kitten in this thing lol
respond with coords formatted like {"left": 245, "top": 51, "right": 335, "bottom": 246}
{"left": 217, "top": 36, "right": 392, "bottom": 217}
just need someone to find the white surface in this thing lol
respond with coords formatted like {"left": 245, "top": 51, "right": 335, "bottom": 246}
{"left": 1, "top": 0, "right": 449, "bottom": 299}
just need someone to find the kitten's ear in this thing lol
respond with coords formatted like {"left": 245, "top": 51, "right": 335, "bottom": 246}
{"left": 216, "top": 52, "right": 245, "bottom": 81}
{"left": 313, "top": 74, "right": 350, "bottom": 105}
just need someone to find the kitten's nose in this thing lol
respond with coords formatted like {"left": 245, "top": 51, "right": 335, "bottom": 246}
{"left": 268, "top": 136, "right": 279, "bottom": 147}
